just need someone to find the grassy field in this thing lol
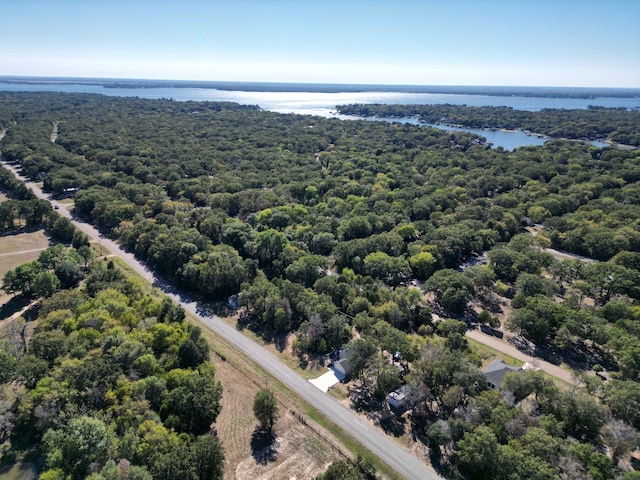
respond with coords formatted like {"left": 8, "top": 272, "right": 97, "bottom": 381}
{"left": 468, "top": 337, "right": 524, "bottom": 368}
{"left": 0, "top": 230, "right": 50, "bottom": 307}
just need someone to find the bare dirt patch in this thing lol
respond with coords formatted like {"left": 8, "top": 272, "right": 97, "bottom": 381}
{"left": 235, "top": 419, "right": 339, "bottom": 480}
{"left": 0, "top": 462, "right": 37, "bottom": 480}
{"left": 201, "top": 332, "right": 343, "bottom": 480}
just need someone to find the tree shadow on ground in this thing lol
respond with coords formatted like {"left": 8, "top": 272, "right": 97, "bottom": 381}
{"left": 0, "top": 296, "right": 30, "bottom": 321}
{"left": 250, "top": 428, "right": 278, "bottom": 465}
{"left": 428, "top": 448, "right": 460, "bottom": 480}
{"left": 0, "top": 225, "right": 43, "bottom": 239}
{"left": 236, "top": 313, "right": 288, "bottom": 352}
{"left": 409, "top": 416, "right": 460, "bottom": 480}
{"left": 348, "top": 384, "right": 381, "bottom": 413}
{"left": 376, "top": 409, "right": 407, "bottom": 438}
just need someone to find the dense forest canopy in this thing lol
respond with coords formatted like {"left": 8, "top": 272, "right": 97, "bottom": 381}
{"left": 336, "top": 103, "right": 640, "bottom": 146}
{"left": 2, "top": 91, "right": 640, "bottom": 479}
{"left": 0, "top": 251, "right": 224, "bottom": 479}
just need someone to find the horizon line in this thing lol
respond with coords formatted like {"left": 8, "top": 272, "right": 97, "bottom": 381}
{"left": 1, "top": 75, "right": 639, "bottom": 92}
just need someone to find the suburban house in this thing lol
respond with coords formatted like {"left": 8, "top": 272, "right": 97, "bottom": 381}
{"left": 331, "top": 348, "right": 355, "bottom": 378}
{"left": 482, "top": 359, "right": 522, "bottom": 390}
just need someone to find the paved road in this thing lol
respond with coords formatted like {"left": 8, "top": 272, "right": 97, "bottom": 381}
{"left": 1, "top": 159, "right": 439, "bottom": 480}
{"left": 466, "top": 329, "right": 577, "bottom": 384}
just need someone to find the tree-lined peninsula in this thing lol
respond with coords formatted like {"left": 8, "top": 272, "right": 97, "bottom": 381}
{"left": 336, "top": 103, "right": 640, "bottom": 146}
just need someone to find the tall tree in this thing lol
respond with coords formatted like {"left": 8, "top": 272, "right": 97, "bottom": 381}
{"left": 253, "top": 388, "right": 280, "bottom": 433}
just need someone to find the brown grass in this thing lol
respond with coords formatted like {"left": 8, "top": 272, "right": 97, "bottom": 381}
{"left": 0, "top": 463, "right": 37, "bottom": 480}
{"left": 0, "top": 230, "right": 49, "bottom": 256}
{"left": 0, "top": 230, "right": 50, "bottom": 306}
{"left": 198, "top": 327, "right": 344, "bottom": 480}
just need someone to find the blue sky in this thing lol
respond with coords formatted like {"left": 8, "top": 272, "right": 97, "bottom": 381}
{"left": 4, "top": 0, "right": 639, "bottom": 87}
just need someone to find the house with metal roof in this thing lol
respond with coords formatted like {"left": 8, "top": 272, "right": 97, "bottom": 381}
{"left": 482, "top": 359, "right": 521, "bottom": 390}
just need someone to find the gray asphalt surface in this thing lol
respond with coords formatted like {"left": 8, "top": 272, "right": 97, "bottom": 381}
{"left": 1, "top": 159, "right": 439, "bottom": 480}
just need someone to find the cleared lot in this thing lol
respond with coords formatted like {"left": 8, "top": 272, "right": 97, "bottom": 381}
{"left": 0, "top": 230, "right": 50, "bottom": 307}
{"left": 202, "top": 330, "right": 344, "bottom": 480}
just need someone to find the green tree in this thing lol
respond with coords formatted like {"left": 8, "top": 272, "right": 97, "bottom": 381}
{"left": 43, "top": 416, "right": 115, "bottom": 479}
{"left": 489, "top": 247, "right": 519, "bottom": 283}
{"left": 285, "top": 254, "right": 327, "bottom": 287}
{"left": 255, "top": 229, "right": 289, "bottom": 269}
{"left": 2, "top": 261, "right": 44, "bottom": 297}
{"left": 506, "top": 308, "right": 549, "bottom": 343}
{"left": 409, "top": 251, "right": 436, "bottom": 280}
{"left": 425, "top": 269, "right": 475, "bottom": 316}
{"left": 347, "top": 337, "right": 379, "bottom": 379}
{"left": 190, "top": 247, "right": 249, "bottom": 297}
{"left": 515, "top": 272, "right": 558, "bottom": 298}
{"left": 33, "top": 271, "right": 60, "bottom": 298}
{"left": 456, "top": 425, "right": 498, "bottom": 479}
{"left": 191, "top": 434, "right": 225, "bottom": 480}
{"left": 253, "top": 388, "right": 279, "bottom": 433}
{"left": 15, "top": 354, "right": 49, "bottom": 388}
{"left": 604, "top": 379, "right": 640, "bottom": 429}
{"left": 160, "top": 366, "right": 222, "bottom": 435}
{"left": 54, "top": 260, "right": 84, "bottom": 289}
{"left": 0, "top": 346, "right": 16, "bottom": 384}
{"left": 363, "top": 251, "right": 411, "bottom": 286}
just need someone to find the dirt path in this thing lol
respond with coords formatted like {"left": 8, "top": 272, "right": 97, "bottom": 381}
{"left": 0, "top": 247, "right": 49, "bottom": 258}
{"left": 50, "top": 121, "right": 58, "bottom": 143}
{"left": 543, "top": 247, "right": 595, "bottom": 263}
{"left": 0, "top": 298, "right": 40, "bottom": 328}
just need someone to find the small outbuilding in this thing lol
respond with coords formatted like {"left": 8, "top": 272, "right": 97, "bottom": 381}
{"left": 387, "top": 385, "right": 411, "bottom": 410}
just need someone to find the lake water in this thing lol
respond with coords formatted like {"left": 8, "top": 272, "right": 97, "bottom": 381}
{"left": 1, "top": 82, "right": 637, "bottom": 150}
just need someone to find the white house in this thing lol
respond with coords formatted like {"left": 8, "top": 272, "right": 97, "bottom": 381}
{"left": 387, "top": 385, "right": 411, "bottom": 410}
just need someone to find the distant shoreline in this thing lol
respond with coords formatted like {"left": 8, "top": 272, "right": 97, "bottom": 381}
{"left": 1, "top": 75, "right": 639, "bottom": 99}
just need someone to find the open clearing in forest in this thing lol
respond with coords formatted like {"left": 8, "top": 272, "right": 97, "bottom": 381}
{"left": 0, "top": 463, "right": 37, "bottom": 480}
{"left": 198, "top": 325, "right": 344, "bottom": 480}
{"left": 0, "top": 230, "right": 50, "bottom": 307}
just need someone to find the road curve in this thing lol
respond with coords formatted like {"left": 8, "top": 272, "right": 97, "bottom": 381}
{"left": 1, "top": 160, "right": 439, "bottom": 480}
